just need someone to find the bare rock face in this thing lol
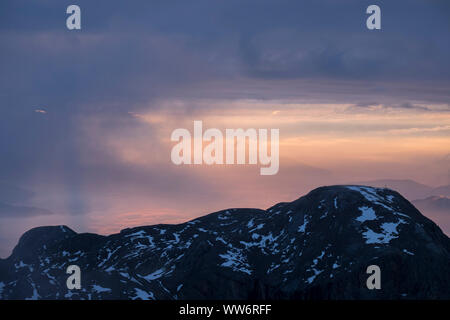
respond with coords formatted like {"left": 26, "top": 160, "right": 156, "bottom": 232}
{"left": 1, "top": 185, "right": 449, "bottom": 300}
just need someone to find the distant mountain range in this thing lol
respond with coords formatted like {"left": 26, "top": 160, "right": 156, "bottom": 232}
{"left": 413, "top": 196, "right": 450, "bottom": 214}
{"left": 352, "top": 179, "right": 450, "bottom": 200}
{"left": 431, "top": 185, "right": 450, "bottom": 198}
{"left": 0, "top": 185, "right": 449, "bottom": 300}
{"left": 411, "top": 196, "right": 450, "bottom": 236}
{"left": 352, "top": 180, "right": 449, "bottom": 235}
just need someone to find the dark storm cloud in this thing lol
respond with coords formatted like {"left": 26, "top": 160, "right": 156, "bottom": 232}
{"left": 1, "top": 0, "right": 449, "bottom": 107}
{"left": 0, "top": 0, "right": 449, "bottom": 218}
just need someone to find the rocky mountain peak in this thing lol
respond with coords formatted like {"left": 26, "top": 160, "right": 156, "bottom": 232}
{"left": 1, "top": 185, "right": 449, "bottom": 300}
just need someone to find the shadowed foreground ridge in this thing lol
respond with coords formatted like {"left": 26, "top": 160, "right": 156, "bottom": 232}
{"left": 0, "top": 185, "right": 449, "bottom": 300}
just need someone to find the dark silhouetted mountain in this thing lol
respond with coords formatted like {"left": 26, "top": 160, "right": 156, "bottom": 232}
{"left": 1, "top": 185, "right": 449, "bottom": 300}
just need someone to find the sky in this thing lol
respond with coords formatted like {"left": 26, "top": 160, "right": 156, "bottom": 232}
{"left": 0, "top": 0, "right": 449, "bottom": 257}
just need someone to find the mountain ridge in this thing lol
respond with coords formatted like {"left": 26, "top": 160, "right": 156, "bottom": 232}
{"left": 413, "top": 196, "right": 450, "bottom": 212}
{"left": 1, "top": 185, "right": 449, "bottom": 300}
{"left": 351, "top": 179, "right": 450, "bottom": 200}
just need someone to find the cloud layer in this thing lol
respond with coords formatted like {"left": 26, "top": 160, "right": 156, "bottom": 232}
{"left": 0, "top": 0, "right": 449, "bottom": 257}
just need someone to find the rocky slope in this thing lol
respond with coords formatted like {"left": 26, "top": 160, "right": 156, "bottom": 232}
{"left": 0, "top": 185, "right": 449, "bottom": 300}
